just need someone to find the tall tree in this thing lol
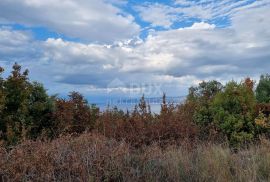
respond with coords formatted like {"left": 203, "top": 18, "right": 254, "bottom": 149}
{"left": 1, "top": 63, "right": 54, "bottom": 144}
{"left": 3, "top": 63, "right": 31, "bottom": 143}
{"left": 256, "top": 74, "right": 270, "bottom": 103}
{"left": 188, "top": 80, "right": 223, "bottom": 128}
{"left": 28, "top": 82, "right": 55, "bottom": 138}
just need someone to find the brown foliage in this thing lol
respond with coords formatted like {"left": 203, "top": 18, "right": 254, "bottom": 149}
{"left": 96, "top": 97, "right": 199, "bottom": 148}
{"left": 1, "top": 133, "right": 270, "bottom": 181}
{"left": 0, "top": 134, "right": 130, "bottom": 181}
{"left": 53, "top": 92, "right": 98, "bottom": 136}
{"left": 244, "top": 77, "right": 255, "bottom": 91}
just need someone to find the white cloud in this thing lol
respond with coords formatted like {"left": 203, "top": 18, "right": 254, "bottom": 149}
{"left": 0, "top": 27, "right": 41, "bottom": 63}
{"left": 136, "top": 0, "right": 270, "bottom": 29}
{"left": 136, "top": 3, "right": 178, "bottom": 28}
{"left": 186, "top": 22, "right": 216, "bottom": 30}
{"left": 174, "top": 0, "right": 193, "bottom": 6}
{"left": 1, "top": 2, "right": 270, "bottom": 97}
{"left": 0, "top": 0, "right": 140, "bottom": 43}
{"left": 175, "top": 0, "right": 270, "bottom": 20}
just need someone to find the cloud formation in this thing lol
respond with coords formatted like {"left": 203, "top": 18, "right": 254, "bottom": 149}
{"left": 136, "top": 0, "right": 270, "bottom": 28}
{"left": 0, "top": 0, "right": 270, "bottom": 98}
{"left": 0, "top": 0, "right": 140, "bottom": 43}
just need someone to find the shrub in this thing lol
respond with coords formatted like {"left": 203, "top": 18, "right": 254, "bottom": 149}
{"left": 211, "top": 80, "right": 257, "bottom": 146}
{"left": 188, "top": 80, "right": 223, "bottom": 140}
{"left": 53, "top": 92, "right": 99, "bottom": 136}
{"left": 1, "top": 133, "right": 270, "bottom": 181}
{"left": 96, "top": 95, "right": 198, "bottom": 147}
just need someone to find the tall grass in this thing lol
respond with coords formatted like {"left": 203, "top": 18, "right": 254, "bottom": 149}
{"left": 1, "top": 133, "right": 270, "bottom": 182}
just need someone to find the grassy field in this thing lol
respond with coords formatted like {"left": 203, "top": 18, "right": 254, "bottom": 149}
{"left": 1, "top": 133, "right": 270, "bottom": 182}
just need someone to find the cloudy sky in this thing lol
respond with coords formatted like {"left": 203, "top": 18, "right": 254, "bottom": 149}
{"left": 0, "top": 0, "right": 270, "bottom": 101}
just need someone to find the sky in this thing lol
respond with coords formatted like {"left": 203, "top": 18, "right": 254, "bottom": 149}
{"left": 0, "top": 0, "right": 270, "bottom": 102}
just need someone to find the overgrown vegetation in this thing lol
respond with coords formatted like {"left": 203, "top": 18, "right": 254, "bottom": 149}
{"left": 1, "top": 133, "right": 270, "bottom": 181}
{"left": 1, "top": 63, "right": 270, "bottom": 181}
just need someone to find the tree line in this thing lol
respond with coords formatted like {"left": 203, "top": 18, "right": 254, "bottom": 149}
{"left": 0, "top": 63, "right": 270, "bottom": 147}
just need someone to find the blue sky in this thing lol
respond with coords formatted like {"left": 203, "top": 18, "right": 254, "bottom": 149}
{"left": 0, "top": 0, "right": 270, "bottom": 102}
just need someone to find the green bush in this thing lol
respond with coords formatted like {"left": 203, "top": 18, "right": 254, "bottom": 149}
{"left": 187, "top": 80, "right": 223, "bottom": 139}
{"left": 211, "top": 81, "right": 256, "bottom": 146}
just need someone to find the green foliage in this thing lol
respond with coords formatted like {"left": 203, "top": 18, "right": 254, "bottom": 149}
{"left": 28, "top": 82, "right": 55, "bottom": 138}
{"left": 0, "top": 64, "right": 100, "bottom": 143}
{"left": 188, "top": 80, "right": 223, "bottom": 138}
{"left": 187, "top": 80, "right": 223, "bottom": 103}
{"left": 211, "top": 80, "right": 256, "bottom": 146}
{"left": 3, "top": 63, "right": 32, "bottom": 143}
{"left": 256, "top": 74, "right": 270, "bottom": 103}
{"left": 0, "top": 63, "right": 54, "bottom": 144}
{"left": 190, "top": 79, "right": 261, "bottom": 146}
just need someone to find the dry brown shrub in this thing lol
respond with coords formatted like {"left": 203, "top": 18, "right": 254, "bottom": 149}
{"left": 96, "top": 102, "right": 199, "bottom": 148}
{"left": 1, "top": 134, "right": 270, "bottom": 181}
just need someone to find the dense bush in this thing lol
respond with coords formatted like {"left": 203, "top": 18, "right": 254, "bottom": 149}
{"left": 187, "top": 78, "right": 270, "bottom": 146}
{"left": 188, "top": 80, "right": 224, "bottom": 140}
{"left": 211, "top": 80, "right": 257, "bottom": 146}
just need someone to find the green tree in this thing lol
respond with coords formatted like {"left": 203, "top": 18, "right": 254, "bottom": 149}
{"left": 27, "top": 82, "right": 55, "bottom": 138}
{"left": 256, "top": 74, "right": 270, "bottom": 103}
{"left": 188, "top": 81, "right": 223, "bottom": 128}
{"left": 187, "top": 80, "right": 223, "bottom": 103}
{"left": 211, "top": 80, "right": 257, "bottom": 146}
{"left": 3, "top": 63, "right": 31, "bottom": 143}
{"left": 1, "top": 63, "right": 54, "bottom": 144}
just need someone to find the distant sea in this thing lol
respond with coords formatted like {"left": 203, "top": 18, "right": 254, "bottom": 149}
{"left": 95, "top": 96, "right": 186, "bottom": 113}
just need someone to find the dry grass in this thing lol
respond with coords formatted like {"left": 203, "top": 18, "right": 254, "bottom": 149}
{"left": 1, "top": 133, "right": 270, "bottom": 182}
